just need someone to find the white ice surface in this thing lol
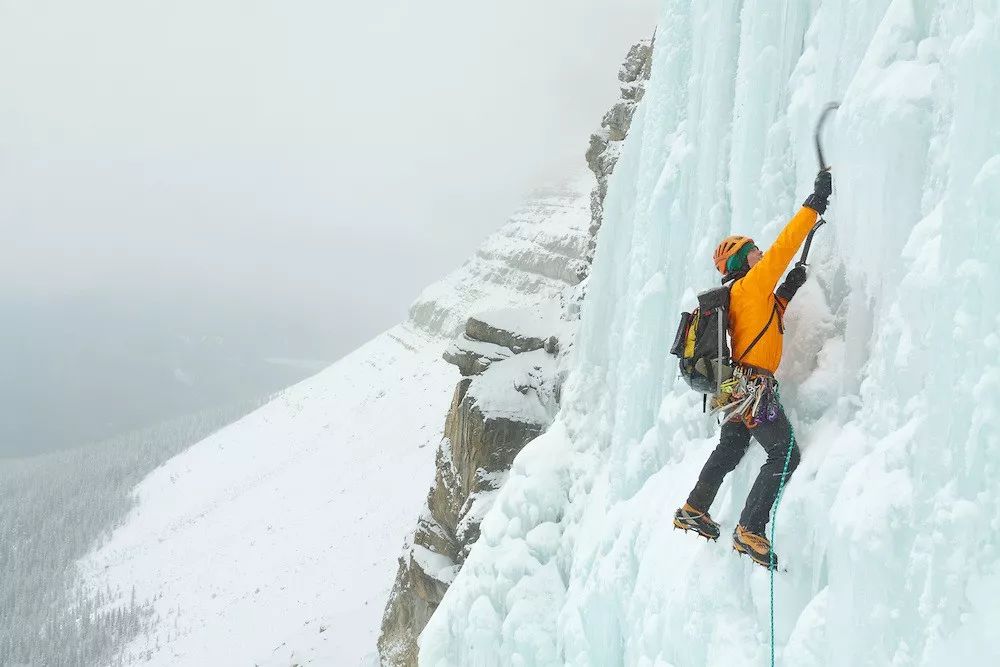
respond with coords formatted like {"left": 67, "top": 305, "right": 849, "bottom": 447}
{"left": 422, "top": 2, "right": 1000, "bottom": 666}
{"left": 470, "top": 302, "right": 564, "bottom": 343}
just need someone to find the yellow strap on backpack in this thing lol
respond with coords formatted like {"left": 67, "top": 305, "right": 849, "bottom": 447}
{"left": 684, "top": 310, "right": 699, "bottom": 358}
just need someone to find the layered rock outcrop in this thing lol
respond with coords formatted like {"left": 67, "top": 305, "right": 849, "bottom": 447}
{"left": 407, "top": 182, "right": 592, "bottom": 339}
{"left": 378, "top": 309, "right": 560, "bottom": 666}
{"left": 377, "top": 42, "right": 652, "bottom": 667}
{"left": 585, "top": 39, "right": 653, "bottom": 265}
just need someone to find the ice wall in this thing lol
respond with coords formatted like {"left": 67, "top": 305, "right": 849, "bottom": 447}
{"left": 421, "top": 1, "right": 1000, "bottom": 665}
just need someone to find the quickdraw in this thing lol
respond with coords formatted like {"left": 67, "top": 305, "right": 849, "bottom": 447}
{"left": 708, "top": 366, "right": 782, "bottom": 428}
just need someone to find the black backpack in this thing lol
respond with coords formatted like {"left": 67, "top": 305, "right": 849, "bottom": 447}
{"left": 670, "top": 284, "right": 781, "bottom": 397}
{"left": 669, "top": 286, "right": 733, "bottom": 395}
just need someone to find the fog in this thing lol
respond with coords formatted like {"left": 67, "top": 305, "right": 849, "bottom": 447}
{"left": 0, "top": 0, "right": 656, "bottom": 456}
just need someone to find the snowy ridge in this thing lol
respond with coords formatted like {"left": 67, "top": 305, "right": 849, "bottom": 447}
{"left": 421, "top": 2, "right": 1000, "bottom": 666}
{"left": 409, "top": 174, "right": 591, "bottom": 338}
{"left": 78, "top": 181, "right": 592, "bottom": 665}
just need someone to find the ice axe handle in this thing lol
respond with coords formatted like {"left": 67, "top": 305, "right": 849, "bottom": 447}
{"left": 796, "top": 219, "right": 827, "bottom": 268}
{"left": 800, "top": 103, "right": 839, "bottom": 267}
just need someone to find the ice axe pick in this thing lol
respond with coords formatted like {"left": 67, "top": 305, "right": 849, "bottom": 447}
{"left": 797, "top": 102, "right": 839, "bottom": 268}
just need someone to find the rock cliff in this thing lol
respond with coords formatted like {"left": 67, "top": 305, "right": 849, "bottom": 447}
{"left": 585, "top": 39, "right": 653, "bottom": 265}
{"left": 377, "top": 311, "right": 560, "bottom": 666}
{"left": 377, "top": 41, "right": 652, "bottom": 666}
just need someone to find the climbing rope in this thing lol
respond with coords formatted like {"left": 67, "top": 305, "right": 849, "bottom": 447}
{"left": 769, "top": 423, "right": 796, "bottom": 667}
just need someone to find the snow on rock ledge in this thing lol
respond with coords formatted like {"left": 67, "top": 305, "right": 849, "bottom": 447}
{"left": 466, "top": 304, "right": 561, "bottom": 355}
{"left": 378, "top": 334, "right": 561, "bottom": 667}
{"left": 444, "top": 303, "right": 563, "bottom": 377}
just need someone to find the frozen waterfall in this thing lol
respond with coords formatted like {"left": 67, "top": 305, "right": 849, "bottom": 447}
{"left": 420, "top": 1, "right": 1000, "bottom": 665}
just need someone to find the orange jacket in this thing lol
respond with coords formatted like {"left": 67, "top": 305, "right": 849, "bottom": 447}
{"left": 728, "top": 206, "right": 818, "bottom": 373}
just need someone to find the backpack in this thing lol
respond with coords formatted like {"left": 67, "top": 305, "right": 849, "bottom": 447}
{"left": 670, "top": 283, "right": 781, "bottom": 398}
{"left": 669, "top": 286, "right": 733, "bottom": 395}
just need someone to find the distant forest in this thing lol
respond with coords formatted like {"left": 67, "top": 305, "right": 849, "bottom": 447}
{"left": 0, "top": 397, "right": 269, "bottom": 666}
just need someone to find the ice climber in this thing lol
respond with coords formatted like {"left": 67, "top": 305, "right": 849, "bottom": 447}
{"left": 672, "top": 169, "right": 833, "bottom": 569}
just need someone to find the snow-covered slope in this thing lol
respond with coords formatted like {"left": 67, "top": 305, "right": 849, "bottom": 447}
{"left": 77, "top": 178, "right": 591, "bottom": 665}
{"left": 80, "top": 326, "right": 452, "bottom": 666}
{"left": 422, "top": 2, "right": 1000, "bottom": 666}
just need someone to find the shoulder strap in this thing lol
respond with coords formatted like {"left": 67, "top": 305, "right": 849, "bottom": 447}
{"left": 735, "top": 302, "right": 779, "bottom": 365}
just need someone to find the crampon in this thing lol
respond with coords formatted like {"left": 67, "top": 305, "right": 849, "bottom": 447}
{"left": 673, "top": 504, "right": 721, "bottom": 541}
{"left": 732, "top": 524, "right": 786, "bottom": 572}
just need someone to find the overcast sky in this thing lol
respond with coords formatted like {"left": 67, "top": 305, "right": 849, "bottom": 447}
{"left": 1, "top": 0, "right": 655, "bottom": 320}
{"left": 0, "top": 0, "right": 657, "bottom": 453}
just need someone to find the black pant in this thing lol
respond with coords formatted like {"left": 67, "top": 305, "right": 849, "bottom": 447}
{"left": 686, "top": 403, "right": 800, "bottom": 534}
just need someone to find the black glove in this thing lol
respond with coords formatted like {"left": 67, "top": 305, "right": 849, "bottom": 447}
{"left": 803, "top": 169, "right": 832, "bottom": 214}
{"left": 776, "top": 265, "right": 807, "bottom": 302}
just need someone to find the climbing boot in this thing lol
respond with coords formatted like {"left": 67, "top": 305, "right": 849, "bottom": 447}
{"left": 732, "top": 524, "right": 777, "bottom": 570}
{"left": 673, "top": 503, "right": 721, "bottom": 541}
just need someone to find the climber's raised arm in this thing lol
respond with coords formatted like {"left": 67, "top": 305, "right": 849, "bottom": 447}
{"left": 740, "top": 170, "right": 831, "bottom": 296}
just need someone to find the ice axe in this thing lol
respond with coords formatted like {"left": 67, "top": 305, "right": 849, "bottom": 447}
{"left": 797, "top": 101, "right": 839, "bottom": 268}
{"left": 814, "top": 102, "right": 839, "bottom": 171}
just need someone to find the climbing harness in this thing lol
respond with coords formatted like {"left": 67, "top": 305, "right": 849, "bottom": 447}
{"left": 708, "top": 366, "right": 781, "bottom": 428}
{"left": 704, "top": 292, "right": 785, "bottom": 423}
